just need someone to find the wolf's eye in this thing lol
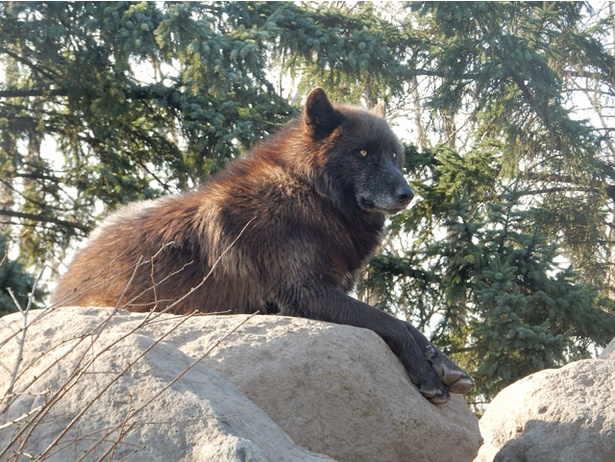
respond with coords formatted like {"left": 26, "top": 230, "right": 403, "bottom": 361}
{"left": 359, "top": 149, "right": 368, "bottom": 157}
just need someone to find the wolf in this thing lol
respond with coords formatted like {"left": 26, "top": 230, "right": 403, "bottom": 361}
{"left": 53, "top": 88, "right": 473, "bottom": 403}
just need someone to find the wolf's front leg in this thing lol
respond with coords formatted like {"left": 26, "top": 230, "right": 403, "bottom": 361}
{"left": 402, "top": 321, "right": 474, "bottom": 394}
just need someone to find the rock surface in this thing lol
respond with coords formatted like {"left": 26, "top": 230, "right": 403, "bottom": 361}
{"left": 0, "top": 308, "right": 331, "bottom": 462}
{"left": 156, "top": 312, "right": 482, "bottom": 462}
{"left": 475, "top": 359, "right": 615, "bottom": 462}
{"left": 0, "top": 307, "right": 480, "bottom": 462}
{"left": 599, "top": 336, "right": 615, "bottom": 359}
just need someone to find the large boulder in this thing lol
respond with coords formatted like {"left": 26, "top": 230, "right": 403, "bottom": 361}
{"left": 475, "top": 359, "right": 615, "bottom": 462}
{"left": 0, "top": 308, "right": 332, "bottom": 462}
{"left": 1, "top": 307, "right": 480, "bottom": 462}
{"left": 153, "top": 312, "right": 481, "bottom": 461}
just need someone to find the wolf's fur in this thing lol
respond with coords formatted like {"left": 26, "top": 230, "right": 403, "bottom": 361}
{"left": 53, "top": 88, "right": 472, "bottom": 402}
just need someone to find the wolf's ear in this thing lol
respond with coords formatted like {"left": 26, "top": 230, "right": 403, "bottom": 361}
{"left": 372, "top": 101, "right": 386, "bottom": 119}
{"left": 303, "top": 88, "right": 341, "bottom": 139}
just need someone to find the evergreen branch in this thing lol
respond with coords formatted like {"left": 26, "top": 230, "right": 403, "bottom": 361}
{"left": 0, "top": 88, "right": 67, "bottom": 98}
{"left": 511, "top": 186, "right": 596, "bottom": 197}
{"left": 0, "top": 209, "right": 89, "bottom": 232}
{"left": 0, "top": 46, "right": 59, "bottom": 80}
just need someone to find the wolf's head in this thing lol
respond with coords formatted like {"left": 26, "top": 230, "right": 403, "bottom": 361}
{"left": 301, "top": 87, "right": 414, "bottom": 216}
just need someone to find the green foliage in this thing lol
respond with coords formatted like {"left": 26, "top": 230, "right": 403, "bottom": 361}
{"left": 0, "top": 1, "right": 296, "bottom": 266}
{"left": 408, "top": 2, "right": 614, "bottom": 285}
{"left": 0, "top": 233, "right": 43, "bottom": 315}
{"left": 471, "top": 194, "right": 614, "bottom": 398}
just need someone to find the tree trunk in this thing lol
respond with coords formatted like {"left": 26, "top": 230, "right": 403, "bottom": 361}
{"left": 0, "top": 2, "right": 19, "bottom": 236}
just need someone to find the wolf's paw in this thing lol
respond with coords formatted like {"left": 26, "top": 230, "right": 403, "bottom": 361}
{"left": 425, "top": 345, "right": 474, "bottom": 395}
{"left": 419, "top": 381, "right": 451, "bottom": 405}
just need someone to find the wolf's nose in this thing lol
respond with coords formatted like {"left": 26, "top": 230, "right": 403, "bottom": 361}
{"left": 396, "top": 185, "right": 414, "bottom": 204}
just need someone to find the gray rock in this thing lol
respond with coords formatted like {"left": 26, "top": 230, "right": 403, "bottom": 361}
{"left": 599, "top": 337, "right": 615, "bottom": 359}
{"left": 154, "top": 313, "right": 481, "bottom": 462}
{"left": 475, "top": 359, "right": 615, "bottom": 462}
{"left": 1, "top": 307, "right": 481, "bottom": 462}
{"left": 0, "top": 308, "right": 331, "bottom": 462}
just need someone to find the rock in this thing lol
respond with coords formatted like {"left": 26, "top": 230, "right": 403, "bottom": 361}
{"left": 156, "top": 312, "right": 481, "bottom": 462}
{"left": 599, "top": 337, "right": 615, "bottom": 359}
{"left": 1, "top": 307, "right": 481, "bottom": 462}
{"left": 475, "top": 359, "right": 615, "bottom": 462}
{"left": 0, "top": 308, "right": 332, "bottom": 462}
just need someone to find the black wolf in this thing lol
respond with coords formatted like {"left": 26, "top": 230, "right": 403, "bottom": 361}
{"left": 53, "top": 88, "right": 473, "bottom": 403}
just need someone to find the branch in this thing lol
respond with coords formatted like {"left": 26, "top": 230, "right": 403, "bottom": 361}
{"left": 0, "top": 88, "right": 67, "bottom": 98}
{"left": 0, "top": 46, "right": 58, "bottom": 80}
{"left": 0, "top": 85, "right": 179, "bottom": 109}
{"left": 0, "top": 209, "right": 90, "bottom": 232}
{"left": 512, "top": 186, "right": 595, "bottom": 197}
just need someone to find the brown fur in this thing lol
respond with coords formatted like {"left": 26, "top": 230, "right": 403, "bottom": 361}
{"left": 53, "top": 88, "right": 472, "bottom": 403}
